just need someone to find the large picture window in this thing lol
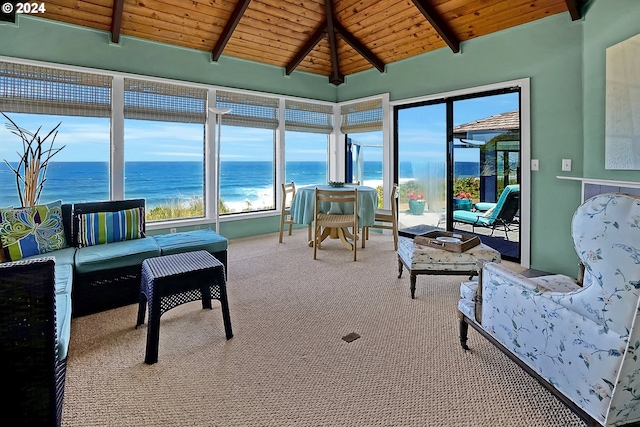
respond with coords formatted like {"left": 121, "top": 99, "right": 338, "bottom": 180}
{"left": 216, "top": 91, "right": 279, "bottom": 214}
{"left": 284, "top": 99, "right": 333, "bottom": 187}
{"left": 0, "top": 61, "right": 112, "bottom": 207}
{"left": 342, "top": 98, "right": 383, "bottom": 202}
{"left": 123, "top": 79, "right": 207, "bottom": 221}
{"left": 124, "top": 120, "right": 205, "bottom": 220}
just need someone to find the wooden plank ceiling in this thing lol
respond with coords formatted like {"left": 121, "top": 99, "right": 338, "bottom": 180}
{"left": 35, "top": 0, "right": 583, "bottom": 85}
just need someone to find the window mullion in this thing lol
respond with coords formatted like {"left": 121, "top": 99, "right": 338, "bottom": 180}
{"left": 205, "top": 89, "right": 217, "bottom": 221}
{"left": 111, "top": 76, "right": 125, "bottom": 201}
{"left": 276, "top": 98, "right": 286, "bottom": 211}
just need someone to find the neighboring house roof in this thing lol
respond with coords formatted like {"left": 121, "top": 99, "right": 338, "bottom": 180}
{"left": 454, "top": 110, "right": 520, "bottom": 134}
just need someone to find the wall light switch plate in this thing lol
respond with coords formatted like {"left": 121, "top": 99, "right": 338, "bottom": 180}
{"left": 531, "top": 159, "right": 539, "bottom": 171}
{"left": 562, "top": 159, "right": 572, "bottom": 172}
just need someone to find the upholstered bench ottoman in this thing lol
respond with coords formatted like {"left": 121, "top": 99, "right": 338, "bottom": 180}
{"left": 397, "top": 236, "right": 501, "bottom": 299}
{"left": 152, "top": 229, "right": 228, "bottom": 276}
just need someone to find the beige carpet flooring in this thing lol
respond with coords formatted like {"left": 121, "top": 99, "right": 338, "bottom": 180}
{"left": 61, "top": 230, "right": 586, "bottom": 427}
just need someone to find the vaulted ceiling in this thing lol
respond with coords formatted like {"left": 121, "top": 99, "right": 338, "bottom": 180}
{"left": 32, "top": 0, "right": 584, "bottom": 85}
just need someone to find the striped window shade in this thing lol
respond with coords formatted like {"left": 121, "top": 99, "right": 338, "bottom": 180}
{"left": 216, "top": 90, "right": 279, "bottom": 130}
{"left": 0, "top": 61, "right": 112, "bottom": 117}
{"left": 340, "top": 97, "right": 383, "bottom": 134}
{"left": 285, "top": 99, "right": 334, "bottom": 134}
{"left": 124, "top": 79, "right": 207, "bottom": 124}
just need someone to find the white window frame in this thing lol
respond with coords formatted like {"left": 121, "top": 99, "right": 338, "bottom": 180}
{"left": 0, "top": 55, "right": 343, "bottom": 230}
{"left": 337, "top": 93, "right": 390, "bottom": 206}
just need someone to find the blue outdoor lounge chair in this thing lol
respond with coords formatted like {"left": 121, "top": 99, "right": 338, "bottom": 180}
{"left": 452, "top": 184, "right": 520, "bottom": 239}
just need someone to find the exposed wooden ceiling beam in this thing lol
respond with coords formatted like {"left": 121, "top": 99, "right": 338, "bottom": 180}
{"left": 565, "top": 0, "right": 582, "bottom": 20}
{"left": 285, "top": 0, "right": 386, "bottom": 84}
{"left": 212, "top": 0, "right": 252, "bottom": 62}
{"left": 334, "top": 22, "right": 385, "bottom": 74}
{"left": 411, "top": 0, "right": 460, "bottom": 53}
{"left": 285, "top": 24, "right": 328, "bottom": 76}
{"left": 110, "top": 0, "right": 125, "bottom": 44}
{"left": 325, "top": 0, "right": 344, "bottom": 85}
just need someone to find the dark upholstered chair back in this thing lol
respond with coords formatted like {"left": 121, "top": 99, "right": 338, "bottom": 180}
{"left": 62, "top": 203, "right": 72, "bottom": 247}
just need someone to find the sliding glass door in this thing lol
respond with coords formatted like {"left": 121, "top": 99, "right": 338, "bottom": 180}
{"left": 395, "top": 89, "right": 521, "bottom": 261}
{"left": 396, "top": 103, "right": 447, "bottom": 228}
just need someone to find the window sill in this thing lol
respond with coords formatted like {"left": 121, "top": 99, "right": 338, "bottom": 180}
{"left": 146, "top": 209, "right": 278, "bottom": 232}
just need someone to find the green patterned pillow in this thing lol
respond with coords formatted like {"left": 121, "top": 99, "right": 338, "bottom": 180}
{"left": 0, "top": 200, "right": 68, "bottom": 261}
{"left": 77, "top": 207, "right": 143, "bottom": 247}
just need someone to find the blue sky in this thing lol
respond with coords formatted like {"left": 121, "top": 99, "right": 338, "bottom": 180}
{"left": 0, "top": 92, "right": 518, "bottom": 163}
{"left": 397, "top": 92, "right": 518, "bottom": 163}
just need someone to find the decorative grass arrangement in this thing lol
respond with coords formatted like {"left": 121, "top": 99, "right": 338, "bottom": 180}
{"left": 2, "top": 113, "right": 64, "bottom": 207}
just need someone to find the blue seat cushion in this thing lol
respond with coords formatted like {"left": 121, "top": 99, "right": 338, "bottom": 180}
{"left": 18, "top": 254, "right": 74, "bottom": 360}
{"left": 54, "top": 263, "right": 73, "bottom": 296}
{"left": 452, "top": 210, "right": 493, "bottom": 226}
{"left": 153, "top": 229, "right": 228, "bottom": 256}
{"left": 55, "top": 291, "right": 72, "bottom": 360}
{"left": 474, "top": 202, "right": 496, "bottom": 212}
{"left": 74, "top": 237, "right": 160, "bottom": 274}
{"left": 24, "top": 246, "right": 76, "bottom": 268}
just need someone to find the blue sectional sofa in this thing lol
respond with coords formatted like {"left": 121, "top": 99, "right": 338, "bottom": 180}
{"left": 68, "top": 199, "right": 228, "bottom": 316}
{"left": 0, "top": 198, "right": 228, "bottom": 425}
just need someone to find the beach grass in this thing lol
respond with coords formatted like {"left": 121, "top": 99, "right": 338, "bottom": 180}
{"left": 147, "top": 197, "right": 209, "bottom": 221}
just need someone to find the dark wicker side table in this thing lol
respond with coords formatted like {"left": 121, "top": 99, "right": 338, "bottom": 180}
{"left": 136, "top": 250, "right": 233, "bottom": 364}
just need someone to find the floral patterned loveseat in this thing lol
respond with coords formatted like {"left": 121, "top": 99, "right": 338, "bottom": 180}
{"left": 458, "top": 193, "right": 640, "bottom": 427}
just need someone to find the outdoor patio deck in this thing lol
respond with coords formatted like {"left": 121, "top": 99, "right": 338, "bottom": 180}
{"left": 398, "top": 209, "right": 519, "bottom": 261}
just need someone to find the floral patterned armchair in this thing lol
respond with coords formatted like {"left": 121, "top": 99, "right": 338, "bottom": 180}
{"left": 458, "top": 193, "right": 640, "bottom": 427}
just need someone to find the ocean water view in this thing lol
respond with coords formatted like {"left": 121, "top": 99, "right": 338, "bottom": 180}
{"left": 0, "top": 161, "right": 480, "bottom": 211}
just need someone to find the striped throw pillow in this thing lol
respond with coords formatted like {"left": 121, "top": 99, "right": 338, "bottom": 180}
{"left": 78, "top": 207, "right": 143, "bottom": 247}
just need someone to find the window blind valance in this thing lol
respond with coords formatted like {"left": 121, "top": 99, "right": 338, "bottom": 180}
{"left": 0, "top": 61, "right": 112, "bottom": 117}
{"left": 285, "top": 100, "right": 334, "bottom": 134}
{"left": 124, "top": 79, "right": 207, "bottom": 124}
{"left": 216, "top": 90, "right": 279, "bottom": 130}
{"left": 340, "top": 98, "right": 383, "bottom": 134}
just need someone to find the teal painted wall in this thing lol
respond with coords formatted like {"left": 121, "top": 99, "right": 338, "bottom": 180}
{"left": 582, "top": 0, "right": 640, "bottom": 181}
{"left": 0, "top": 16, "right": 336, "bottom": 101}
{"left": 339, "top": 13, "right": 586, "bottom": 275}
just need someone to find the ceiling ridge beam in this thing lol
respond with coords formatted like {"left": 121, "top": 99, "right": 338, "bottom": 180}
{"left": 565, "top": 0, "right": 582, "bottom": 20}
{"left": 411, "top": 0, "right": 460, "bottom": 53}
{"left": 212, "top": 0, "right": 252, "bottom": 62}
{"left": 110, "top": 0, "right": 125, "bottom": 44}
{"left": 285, "top": 23, "right": 328, "bottom": 76}
{"left": 325, "top": 0, "right": 344, "bottom": 85}
{"left": 333, "top": 22, "right": 385, "bottom": 73}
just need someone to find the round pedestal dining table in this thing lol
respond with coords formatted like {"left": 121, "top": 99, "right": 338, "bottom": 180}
{"left": 290, "top": 184, "right": 379, "bottom": 249}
